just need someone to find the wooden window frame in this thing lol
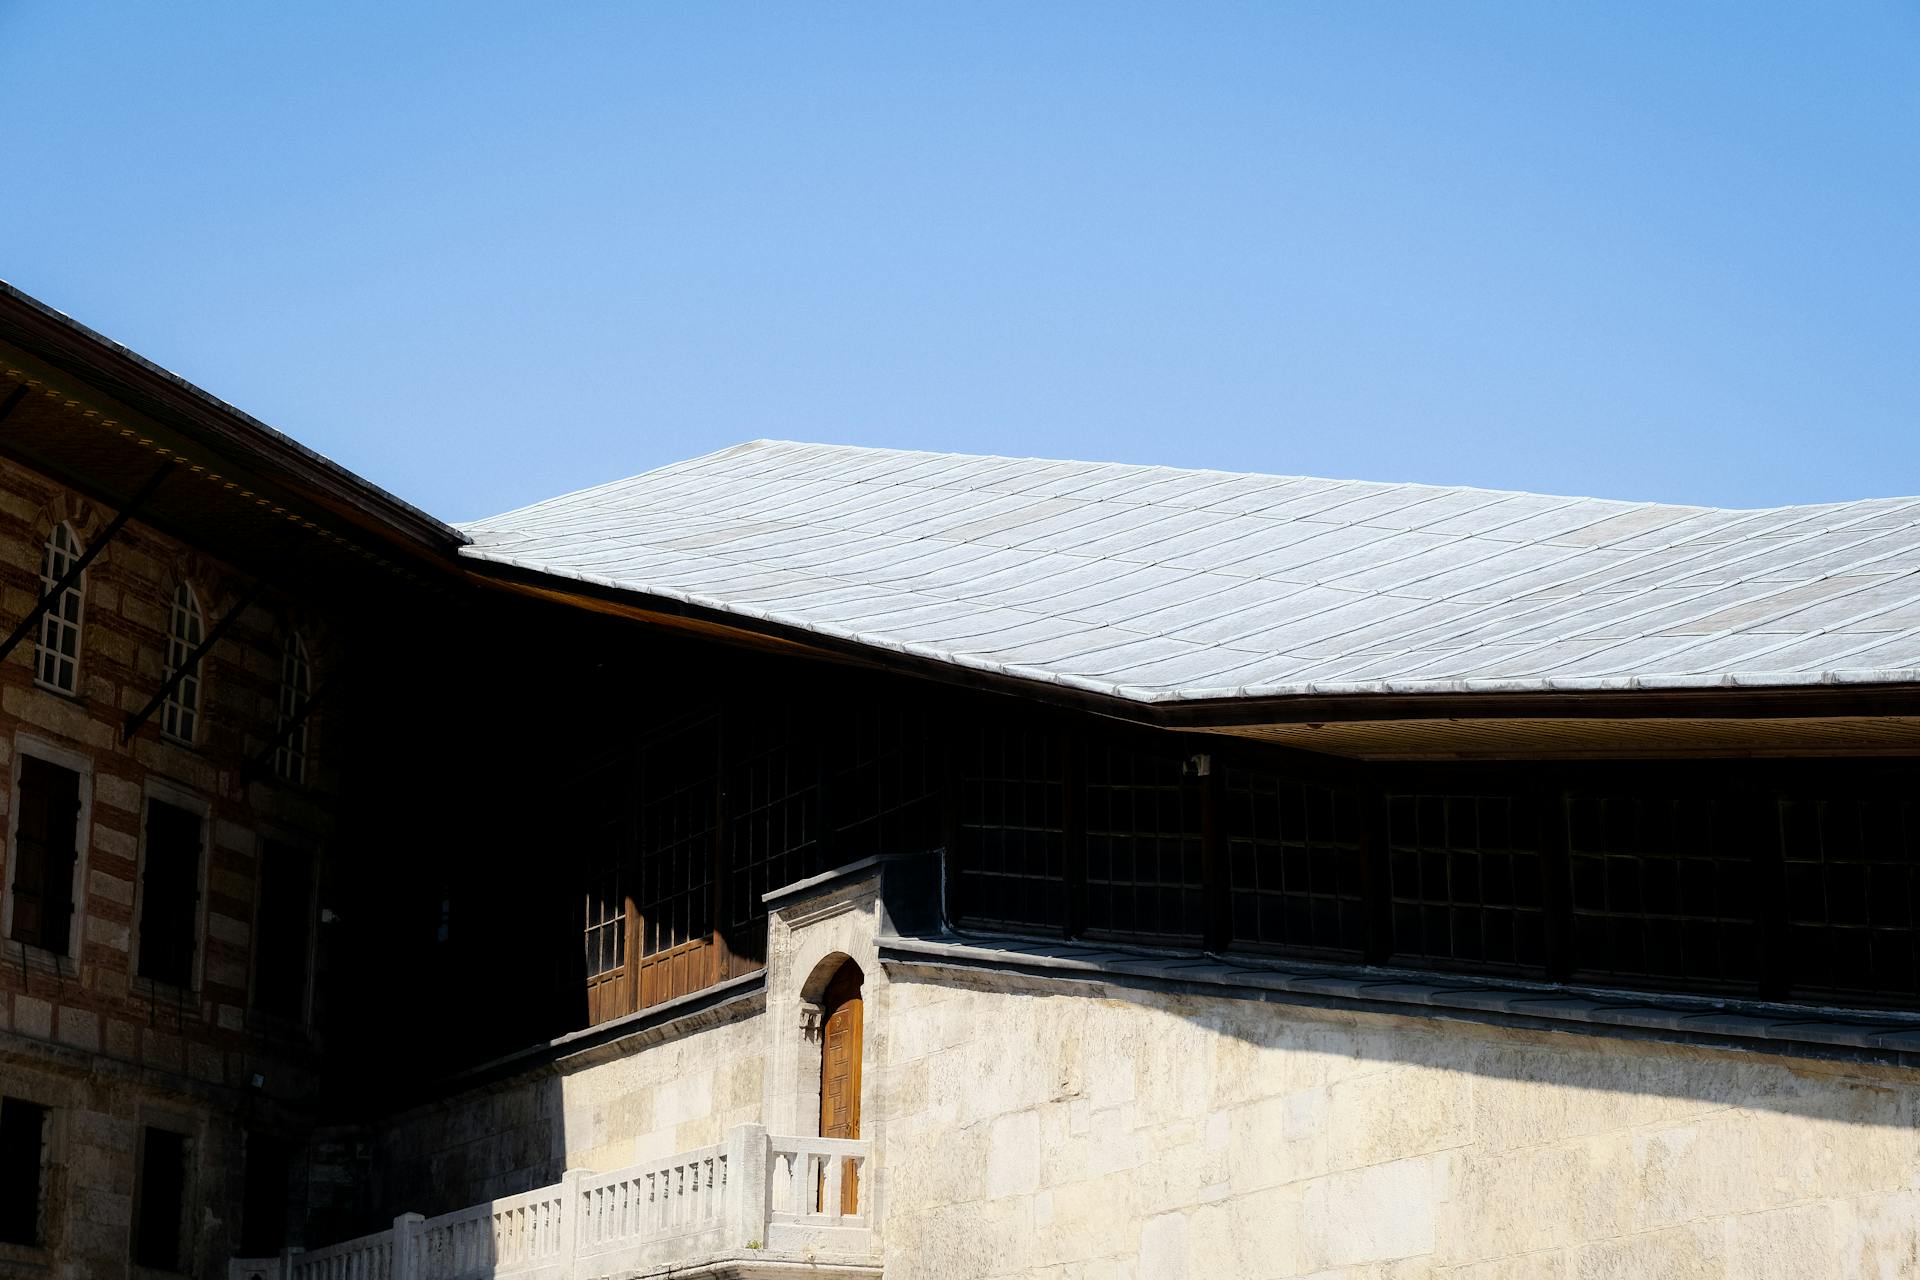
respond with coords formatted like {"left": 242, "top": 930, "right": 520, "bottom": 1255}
{"left": 159, "top": 583, "right": 204, "bottom": 745}
{"left": 274, "top": 632, "right": 312, "bottom": 786}
{"left": 1, "top": 736, "right": 93, "bottom": 967}
{"left": 33, "top": 522, "right": 85, "bottom": 696}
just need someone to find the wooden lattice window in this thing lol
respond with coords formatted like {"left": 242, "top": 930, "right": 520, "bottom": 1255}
{"left": 1083, "top": 743, "right": 1205, "bottom": 942}
{"left": 608, "top": 716, "right": 721, "bottom": 1011}
{"left": 727, "top": 707, "right": 822, "bottom": 959}
{"left": 1387, "top": 792, "right": 1548, "bottom": 974}
{"left": 1225, "top": 770, "right": 1366, "bottom": 956}
{"left": 1780, "top": 792, "right": 1920, "bottom": 1001}
{"left": 956, "top": 720, "right": 1066, "bottom": 932}
{"left": 830, "top": 702, "right": 941, "bottom": 863}
{"left": 161, "top": 584, "right": 204, "bottom": 743}
{"left": 1566, "top": 792, "right": 1756, "bottom": 990}
{"left": 274, "top": 632, "right": 312, "bottom": 784}
{"left": 34, "top": 523, "right": 84, "bottom": 694}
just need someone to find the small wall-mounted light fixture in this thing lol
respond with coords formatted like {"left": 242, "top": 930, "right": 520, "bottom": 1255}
{"left": 1184, "top": 753, "right": 1212, "bottom": 778}
{"left": 800, "top": 1006, "right": 823, "bottom": 1040}
{"left": 249, "top": 1072, "right": 267, "bottom": 1090}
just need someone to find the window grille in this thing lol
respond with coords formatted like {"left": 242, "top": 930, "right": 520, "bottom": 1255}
{"left": 1780, "top": 792, "right": 1920, "bottom": 1001}
{"left": 634, "top": 719, "right": 718, "bottom": 960}
{"left": 581, "top": 753, "right": 631, "bottom": 980}
{"left": 830, "top": 702, "right": 940, "bottom": 864}
{"left": 34, "top": 523, "right": 84, "bottom": 694}
{"left": 1083, "top": 743, "right": 1205, "bottom": 942}
{"left": 728, "top": 706, "right": 822, "bottom": 942}
{"left": 161, "top": 584, "right": 204, "bottom": 743}
{"left": 1388, "top": 792, "right": 1548, "bottom": 974}
{"left": 1566, "top": 792, "right": 1756, "bottom": 989}
{"left": 275, "top": 632, "right": 312, "bottom": 784}
{"left": 1225, "top": 770, "right": 1366, "bottom": 956}
{"left": 957, "top": 720, "right": 1067, "bottom": 932}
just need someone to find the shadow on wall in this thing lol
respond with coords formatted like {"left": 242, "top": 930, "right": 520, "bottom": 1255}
{"left": 367, "top": 1077, "right": 573, "bottom": 1226}
{"left": 887, "top": 963, "right": 1920, "bottom": 1133}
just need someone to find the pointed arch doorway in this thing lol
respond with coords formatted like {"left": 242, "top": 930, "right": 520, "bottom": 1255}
{"left": 818, "top": 959, "right": 863, "bottom": 1213}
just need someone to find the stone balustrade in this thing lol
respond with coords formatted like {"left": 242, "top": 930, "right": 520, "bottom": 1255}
{"left": 230, "top": 1126, "right": 877, "bottom": 1280}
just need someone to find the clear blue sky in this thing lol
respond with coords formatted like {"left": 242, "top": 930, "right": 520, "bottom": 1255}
{"left": 2, "top": 4, "right": 1915, "bottom": 521}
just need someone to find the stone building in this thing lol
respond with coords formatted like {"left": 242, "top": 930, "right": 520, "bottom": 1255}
{"left": 4, "top": 278, "right": 1920, "bottom": 1279}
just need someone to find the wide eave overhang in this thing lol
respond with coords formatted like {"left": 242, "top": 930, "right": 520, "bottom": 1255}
{"left": 0, "top": 281, "right": 468, "bottom": 587}
{"left": 461, "top": 555, "right": 1920, "bottom": 760}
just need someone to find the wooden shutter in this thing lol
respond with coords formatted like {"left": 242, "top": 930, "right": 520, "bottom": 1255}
{"left": 8, "top": 758, "right": 80, "bottom": 953}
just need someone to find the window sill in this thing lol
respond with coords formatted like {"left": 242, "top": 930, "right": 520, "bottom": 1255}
{"left": 0, "top": 939, "right": 80, "bottom": 978}
{"left": 27, "top": 682, "right": 86, "bottom": 708}
{"left": 0, "top": 1241, "right": 53, "bottom": 1276}
{"left": 129, "top": 974, "right": 200, "bottom": 1007}
{"left": 878, "top": 930, "right": 1920, "bottom": 1069}
{"left": 244, "top": 1006, "right": 314, "bottom": 1044}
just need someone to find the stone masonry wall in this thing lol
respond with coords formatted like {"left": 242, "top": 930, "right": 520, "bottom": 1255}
{"left": 876, "top": 966, "right": 1920, "bottom": 1279}
{"left": 0, "top": 451, "right": 340, "bottom": 1276}
{"left": 367, "top": 1004, "right": 766, "bottom": 1220}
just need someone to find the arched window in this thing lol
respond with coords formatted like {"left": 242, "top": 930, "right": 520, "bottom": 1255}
{"left": 34, "top": 523, "right": 85, "bottom": 694}
{"left": 161, "top": 584, "right": 204, "bottom": 743}
{"left": 275, "top": 631, "right": 312, "bottom": 784}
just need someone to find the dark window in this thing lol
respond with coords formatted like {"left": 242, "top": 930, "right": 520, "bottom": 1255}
{"left": 252, "top": 841, "right": 314, "bottom": 1021}
{"left": 8, "top": 756, "right": 81, "bottom": 954}
{"left": 1083, "top": 744, "right": 1205, "bottom": 942}
{"left": 634, "top": 718, "right": 718, "bottom": 960}
{"left": 1566, "top": 792, "right": 1756, "bottom": 990}
{"left": 581, "top": 752, "right": 630, "bottom": 980}
{"left": 274, "top": 632, "right": 312, "bottom": 785}
{"left": 0, "top": 1097, "right": 49, "bottom": 1246}
{"left": 829, "top": 702, "right": 940, "bottom": 864}
{"left": 134, "top": 1126, "right": 188, "bottom": 1270}
{"left": 238, "top": 1132, "right": 291, "bottom": 1256}
{"left": 138, "top": 801, "right": 202, "bottom": 988}
{"left": 1225, "top": 771, "right": 1366, "bottom": 955}
{"left": 1388, "top": 792, "right": 1548, "bottom": 974}
{"left": 727, "top": 707, "right": 822, "bottom": 962}
{"left": 957, "top": 720, "right": 1067, "bottom": 932}
{"left": 1780, "top": 793, "right": 1920, "bottom": 1001}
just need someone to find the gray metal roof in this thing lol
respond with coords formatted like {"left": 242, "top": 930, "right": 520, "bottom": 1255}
{"left": 459, "top": 441, "right": 1920, "bottom": 704}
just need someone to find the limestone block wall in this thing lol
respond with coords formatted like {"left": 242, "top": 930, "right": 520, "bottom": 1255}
{"left": 0, "top": 1047, "right": 251, "bottom": 1279}
{"left": 367, "top": 1004, "right": 767, "bottom": 1219}
{"left": 876, "top": 968, "right": 1920, "bottom": 1280}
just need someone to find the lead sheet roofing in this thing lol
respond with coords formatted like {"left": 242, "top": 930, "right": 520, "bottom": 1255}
{"left": 458, "top": 441, "right": 1920, "bottom": 704}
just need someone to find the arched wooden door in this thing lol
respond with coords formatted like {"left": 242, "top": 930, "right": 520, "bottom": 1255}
{"left": 818, "top": 961, "right": 864, "bottom": 1213}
